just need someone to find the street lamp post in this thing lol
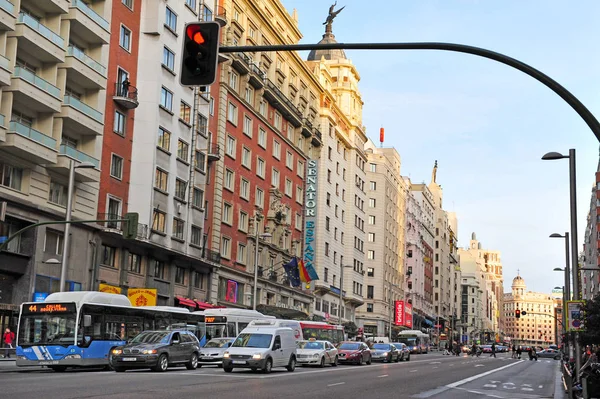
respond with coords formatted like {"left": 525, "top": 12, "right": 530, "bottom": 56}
{"left": 59, "top": 160, "right": 96, "bottom": 292}
{"left": 252, "top": 212, "right": 271, "bottom": 311}
{"left": 543, "top": 149, "right": 581, "bottom": 377}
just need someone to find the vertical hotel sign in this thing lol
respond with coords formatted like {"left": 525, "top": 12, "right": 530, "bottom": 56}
{"left": 303, "top": 160, "right": 318, "bottom": 279}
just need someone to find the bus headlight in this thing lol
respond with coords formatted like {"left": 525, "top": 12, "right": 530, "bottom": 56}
{"left": 112, "top": 349, "right": 122, "bottom": 355}
{"left": 252, "top": 353, "right": 262, "bottom": 360}
{"left": 64, "top": 354, "right": 82, "bottom": 359}
{"left": 223, "top": 352, "right": 230, "bottom": 358}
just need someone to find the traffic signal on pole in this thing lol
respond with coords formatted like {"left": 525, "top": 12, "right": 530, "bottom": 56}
{"left": 521, "top": 310, "right": 527, "bottom": 316}
{"left": 180, "top": 22, "right": 220, "bottom": 86}
{"left": 123, "top": 212, "right": 139, "bottom": 240}
{"left": 515, "top": 309, "right": 521, "bottom": 319}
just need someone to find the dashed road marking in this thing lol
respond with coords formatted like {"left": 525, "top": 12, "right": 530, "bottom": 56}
{"left": 522, "top": 387, "right": 534, "bottom": 391}
{"left": 483, "top": 384, "right": 497, "bottom": 388}
{"left": 409, "top": 370, "right": 418, "bottom": 373}
{"left": 378, "top": 374, "right": 388, "bottom": 378}
{"left": 327, "top": 382, "right": 345, "bottom": 387}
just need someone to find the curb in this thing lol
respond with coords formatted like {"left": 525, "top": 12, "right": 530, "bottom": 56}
{"left": 554, "top": 362, "right": 569, "bottom": 399}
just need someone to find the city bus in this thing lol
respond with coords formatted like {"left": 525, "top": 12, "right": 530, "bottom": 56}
{"left": 397, "top": 330, "right": 430, "bottom": 354}
{"left": 16, "top": 291, "right": 205, "bottom": 371}
{"left": 299, "top": 321, "right": 345, "bottom": 344}
{"left": 196, "top": 308, "right": 274, "bottom": 340}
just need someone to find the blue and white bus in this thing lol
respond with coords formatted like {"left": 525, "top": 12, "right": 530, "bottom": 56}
{"left": 16, "top": 291, "right": 205, "bottom": 371}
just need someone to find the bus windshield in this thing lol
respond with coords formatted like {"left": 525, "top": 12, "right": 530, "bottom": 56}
{"left": 205, "top": 323, "right": 228, "bottom": 340}
{"left": 398, "top": 337, "right": 417, "bottom": 346}
{"left": 18, "top": 313, "right": 77, "bottom": 346}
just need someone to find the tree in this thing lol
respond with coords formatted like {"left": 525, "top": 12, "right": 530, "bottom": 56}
{"left": 343, "top": 321, "right": 358, "bottom": 338}
{"left": 579, "top": 296, "right": 600, "bottom": 346}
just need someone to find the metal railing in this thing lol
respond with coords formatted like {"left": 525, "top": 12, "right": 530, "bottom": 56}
{"left": 202, "top": 249, "right": 221, "bottom": 263}
{"left": 71, "top": 0, "right": 109, "bottom": 31}
{"left": 264, "top": 78, "right": 303, "bottom": 118}
{"left": 0, "top": 113, "right": 5, "bottom": 128}
{"left": 97, "top": 213, "right": 148, "bottom": 239}
{"left": 59, "top": 144, "right": 99, "bottom": 168}
{"left": 13, "top": 66, "right": 61, "bottom": 98}
{"left": 63, "top": 95, "right": 103, "bottom": 122}
{"left": 0, "top": 54, "right": 10, "bottom": 71}
{"left": 0, "top": 0, "right": 14, "bottom": 14}
{"left": 207, "top": 143, "right": 220, "bottom": 158}
{"left": 18, "top": 13, "right": 64, "bottom": 48}
{"left": 67, "top": 46, "right": 106, "bottom": 75}
{"left": 114, "top": 82, "right": 138, "bottom": 102}
{"left": 9, "top": 121, "right": 56, "bottom": 148}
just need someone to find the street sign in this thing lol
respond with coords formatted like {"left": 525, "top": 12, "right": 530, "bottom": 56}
{"left": 566, "top": 300, "right": 586, "bottom": 332}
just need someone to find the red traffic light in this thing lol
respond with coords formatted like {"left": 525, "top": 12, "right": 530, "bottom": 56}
{"left": 515, "top": 309, "right": 521, "bottom": 319}
{"left": 186, "top": 25, "right": 205, "bottom": 44}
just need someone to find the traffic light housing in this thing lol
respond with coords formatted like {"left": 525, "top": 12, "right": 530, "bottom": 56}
{"left": 180, "top": 22, "right": 220, "bottom": 86}
{"left": 515, "top": 309, "right": 521, "bottom": 319}
{"left": 123, "top": 212, "right": 139, "bottom": 240}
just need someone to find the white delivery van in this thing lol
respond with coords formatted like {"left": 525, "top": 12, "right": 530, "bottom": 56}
{"left": 247, "top": 319, "right": 303, "bottom": 341}
{"left": 222, "top": 326, "right": 297, "bottom": 374}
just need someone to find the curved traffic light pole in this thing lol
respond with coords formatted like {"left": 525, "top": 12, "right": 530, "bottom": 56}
{"left": 219, "top": 42, "right": 600, "bottom": 142}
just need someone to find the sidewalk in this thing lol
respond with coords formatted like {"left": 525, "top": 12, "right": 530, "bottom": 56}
{"left": 554, "top": 361, "right": 570, "bottom": 399}
{"left": 0, "top": 359, "right": 45, "bottom": 373}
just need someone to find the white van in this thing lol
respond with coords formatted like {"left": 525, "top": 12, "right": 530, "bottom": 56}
{"left": 222, "top": 326, "right": 297, "bottom": 374}
{"left": 247, "top": 319, "right": 303, "bottom": 341}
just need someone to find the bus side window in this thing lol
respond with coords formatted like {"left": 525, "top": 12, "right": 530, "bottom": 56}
{"left": 83, "top": 313, "right": 103, "bottom": 341}
{"left": 227, "top": 322, "right": 236, "bottom": 338}
{"left": 238, "top": 322, "right": 248, "bottom": 333}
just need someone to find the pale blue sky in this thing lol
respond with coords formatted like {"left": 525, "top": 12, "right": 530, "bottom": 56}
{"left": 281, "top": 0, "right": 600, "bottom": 294}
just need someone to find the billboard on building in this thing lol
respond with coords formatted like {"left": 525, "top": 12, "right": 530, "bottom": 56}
{"left": 99, "top": 283, "right": 121, "bottom": 294}
{"left": 303, "top": 160, "right": 318, "bottom": 281}
{"left": 394, "top": 300, "right": 413, "bottom": 328}
{"left": 128, "top": 288, "right": 157, "bottom": 307}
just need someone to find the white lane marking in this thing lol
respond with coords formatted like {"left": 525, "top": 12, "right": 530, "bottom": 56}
{"left": 467, "top": 390, "right": 481, "bottom": 394}
{"left": 432, "top": 367, "right": 438, "bottom": 369}
{"left": 446, "top": 361, "right": 524, "bottom": 388}
{"left": 483, "top": 384, "right": 497, "bottom": 388}
{"left": 503, "top": 382, "right": 515, "bottom": 385}
{"left": 429, "top": 361, "right": 441, "bottom": 364}
{"left": 327, "top": 382, "right": 345, "bottom": 387}
{"left": 488, "top": 395, "right": 503, "bottom": 398}
{"left": 409, "top": 369, "right": 418, "bottom": 373}
{"left": 522, "top": 383, "right": 532, "bottom": 387}
{"left": 378, "top": 374, "right": 388, "bottom": 378}
{"left": 522, "top": 388, "right": 534, "bottom": 391}
{"left": 475, "top": 364, "right": 485, "bottom": 367}
{"left": 538, "top": 385, "right": 543, "bottom": 388}
{"left": 490, "top": 380, "right": 500, "bottom": 384}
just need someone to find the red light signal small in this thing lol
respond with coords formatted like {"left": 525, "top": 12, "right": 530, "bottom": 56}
{"left": 515, "top": 309, "right": 521, "bottom": 319}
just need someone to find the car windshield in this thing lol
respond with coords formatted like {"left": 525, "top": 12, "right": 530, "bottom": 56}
{"left": 373, "top": 344, "right": 391, "bottom": 350}
{"left": 204, "top": 339, "right": 232, "bottom": 348}
{"left": 130, "top": 331, "right": 170, "bottom": 344}
{"left": 298, "top": 341, "right": 324, "bottom": 350}
{"left": 232, "top": 333, "right": 272, "bottom": 348}
{"left": 339, "top": 343, "right": 360, "bottom": 350}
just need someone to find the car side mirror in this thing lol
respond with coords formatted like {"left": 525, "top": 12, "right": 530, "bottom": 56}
{"left": 172, "top": 339, "right": 180, "bottom": 345}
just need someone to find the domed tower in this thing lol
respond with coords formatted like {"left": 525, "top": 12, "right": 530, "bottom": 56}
{"left": 512, "top": 275, "right": 526, "bottom": 298}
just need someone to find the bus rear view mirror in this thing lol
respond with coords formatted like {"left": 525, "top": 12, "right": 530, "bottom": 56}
{"left": 83, "top": 315, "right": 92, "bottom": 327}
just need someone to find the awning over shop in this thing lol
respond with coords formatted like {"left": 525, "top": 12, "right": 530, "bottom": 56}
{"left": 423, "top": 319, "right": 434, "bottom": 327}
{"left": 176, "top": 296, "right": 197, "bottom": 308}
{"left": 257, "top": 304, "right": 309, "bottom": 320}
{"left": 195, "top": 300, "right": 224, "bottom": 310}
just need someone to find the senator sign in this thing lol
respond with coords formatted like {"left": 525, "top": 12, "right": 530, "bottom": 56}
{"left": 303, "top": 160, "right": 318, "bottom": 278}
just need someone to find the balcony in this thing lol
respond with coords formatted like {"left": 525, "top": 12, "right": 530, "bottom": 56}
{"left": 301, "top": 118, "right": 323, "bottom": 148}
{"left": 311, "top": 126, "right": 322, "bottom": 147}
{"left": 13, "top": 13, "right": 65, "bottom": 63}
{"left": 206, "top": 143, "right": 220, "bottom": 161}
{"left": 0, "top": 121, "right": 57, "bottom": 164}
{"left": 263, "top": 78, "right": 303, "bottom": 127}
{"left": 63, "top": 46, "right": 107, "bottom": 90}
{"left": 0, "top": 54, "right": 11, "bottom": 86}
{"left": 231, "top": 52, "right": 252, "bottom": 75}
{"left": 8, "top": 66, "right": 62, "bottom": 113}
{"left": 113, "top": 83, "right": 139, "bottom": 109}
{"left": 97, "top": 214, "right": 148, "bottom": 240}
{"left": 248, "top": 64, "right": 266, "bottom": 89}
{"left": 59, "top": 95, "right": 104, "bottom": 136}
{"left": 67, "top": 0, "right": 110, "bottom": 44}
{"left": 0, "top": 114, "right": 6, "bottom": 142}
{"left": 202, "top": 249, "right": 221, "bottom": 264}
{"left": 47, "top": 144, "right": 100, "bottom": 182}
{"left": 0, "top": 0, "right": 15, "bottom": 31}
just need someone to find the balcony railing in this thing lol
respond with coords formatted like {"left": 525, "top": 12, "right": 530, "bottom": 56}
{"left": 114, "top": 82, "right": 138, "bottom": 102}
{"left": 206, "top": 143, "right": 220, "bottom": 161}
{"left": 59, "top": 144, "right": 99, "bottom": 168}
{"left": 67, "top": 45, "right": 106, "bottom": 76}
{"left": 97, "top": 213, "right": 148, "bottom": 239}
{"left": 0, "top": 113, "right": 5, "bottom": 127}
{"left": 14, "top": 66, "right": 61, "bottom": 98}
{"left": 18, "top": 13, "right": 64, "bottom": 48}
{"left": 71, "top": 0, "right": 109, "bottom": 31}
{"left": 63, "top": 95, "right": 103, "bottom": 122}
{"left": 0, "top": 0, "right": 14, "bottom": 15}
{"left": 250, "top": 64, "right": 266, "bottom": 79}
{"left": 0, "top": 54, "right": 9, "bottom": 71}
{"left": 9, "top": 121, "right": 56, "bottom": 148}
{"left": 202, "top": 249, "right": 221, "bottom": 263}
{"left": 264, "top": 78, "right": 302, "bottom": 118}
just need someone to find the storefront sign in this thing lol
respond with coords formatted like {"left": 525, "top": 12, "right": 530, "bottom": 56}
{"left": 99, "top": 283, "right": 122, "bottom": 294}
{"left": 394, "top": 300, "right": 413, "bottom": 328}
{"left": 303, "top": 160, "right": 318, "bottom": 276}
{"left": 225, "top": 280, "right": 238, "bottom": 303}
{"left": 33, "top": 292, "right": 48, "bottom": 302}
{"left": 128, "top": 288, "right": 157, "bottom": 307}
{"left": 566, "top": 300, "right": 586, "bottom": 332}
{"left": 551, "top": 288, "right": 563, "bottom": 299}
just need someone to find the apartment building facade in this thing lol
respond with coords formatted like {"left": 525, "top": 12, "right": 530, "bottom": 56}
{"left": 583, "top": 153, "right": 600, "bottom": 300}
{"left": 0, "top": 0, "right": 110, "bottom": 326}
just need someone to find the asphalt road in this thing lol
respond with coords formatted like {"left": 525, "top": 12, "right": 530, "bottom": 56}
{"left": 0, "top": 353, "right": 561, "bottom": 399}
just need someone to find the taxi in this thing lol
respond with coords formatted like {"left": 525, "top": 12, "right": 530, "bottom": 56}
{"left": 296, "top": 339, "right": 338, "bottom": 367}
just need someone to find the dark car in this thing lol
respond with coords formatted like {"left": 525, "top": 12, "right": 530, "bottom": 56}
{"left": 371, "top": 343, "right": 399, "bottom": 363}
{"left": 537, "top": 349, "right": 561, "bottom": 360}
{"left": 111, "top": 330, "right": 200, "bottom": 372}
{"left": 392, "top": 342, "right": 411, "bottom": 361}
{"left": 337, "top": 342, "right": 371, "bottom": 365}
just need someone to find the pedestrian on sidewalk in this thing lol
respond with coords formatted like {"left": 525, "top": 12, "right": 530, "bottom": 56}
{"left": 490, "top": 342, "right": 497, "bottom": 358}
{"left": 2, "top": 328, "right": 15, "bottom": 358}
{"left": 511, "top": 344, "right": 516, "bottom": 359}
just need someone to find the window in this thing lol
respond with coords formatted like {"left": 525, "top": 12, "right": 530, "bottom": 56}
{"left": 297, "top": 160, "right": 304, "bottom": 178}
{"left": 100, "top": 244, "right": 116, "bottom": 267}
{"left": 193, "top": 271, "right": 203, "bottom": 288}
{"left": 255, "top": 188, "right": 264, "bottom": 209}
{"left": 44, "top": 230, "right": 63, "bottom": 255}
{"left": 285, "top": 179, "right": 292, "bottom": 197}
{"left": 154, "top": 168, "right": 168, "bottom": 191}
{"left": 369, "top": 198, "right": 376, "bottom": 208}
{"left": 227, "top": 102, "right": 238, "bottom": 124}
{"left": 172, "top": 218, "right": 185, "bottom": 240}
{"left": 274, "top": 112, "right": 282, "bottom": 130}
{"left": 153, "top": 260, "right": 166, "bottom": 280}
{"left": 110, "top": 154, "right": 123, "bottom": 179}
{"left": 160, "top": 87, "right": 173, "bottom": 111}
{"left": 175, "top": 179, "right": 187, "bottom": 200}
{"left": 258, "top": 128, "right": 266, "bottom": 148}
{"left": 271, "top": 168, "right": 279, "bottom": 188}
{"left": 367, "top": 267, "right": 374, "bottom": 277}
{"left": 295, "top": 213, "right": 302, "bottom": 230}
{"left": 368, "top": 233, "right": 375, "bottom": 242}
{"left": 238, "top": 211, "right": 248, "bottom": 232}
{"left": 179, "top": 101, "right": 191, "bottom": 124}
{"left": 165, "top": 7, "right": 177, "bottom": 31}
{"left": 370, "top": 181, "right": 376, "bottom": 190}
{"left": 175, "top": 266, "right": 186, "bottom": 284}
{"left": 106, "top": 197, "right": 121, "bottom": 227}
{"left": 368, "top": 215, "right": 376, "bottom": 225}
{"left": 191, "top": 226, "right": 202, "bottom": 246}
{"left": 224, "top": 169, "right": 234, "bottom": 191}
{"left": 324, "top": 268, "right": 329, "bottom": 282}
{"left": 259, "top": 99, "right": 267, "bottom": 116}
{"left": 157, "top": 127, "right": 171, "bottom": 151}
{"left": 0, "top": 162, "right": 23, "bottom": 191}
{"left": 272, "top": 140, "right": 281, "bottom": 159}
{"left": 240, "top": 178, "right": 250, "bottom": 200}
{"left": 244, "top": 86, "right": 254, "bottom": 106}
{"left": 296, "top": 186, "right": 303, "bottom": 203}
{"left": 177, "top": 140, "right": 189, "bottom": 161}
{"left": 256, "top": 157, "right": 265, "bottom": 178}
{"left": 367, "top": 286, "right": 374, "bottom": 299}
{"left": 286, "top": 151, "right": 293, "bottom": 169}
{"left": 325, "top": 243, "right": 330, "bottom": 256}
{"left": 243, "top": 116, "right": 252, "bottom": 137}
{"left": 229, "top": 71, "right": 239, "bottom": 90}
{"left": 114, "top": 110, "right": 126, "bottom": 135}
{"left": 241, "top": 147, "right": 251, "bottom": 169}
{"left": 367, "top": 250, "right": 375, "bottom": 260}
{"left": 128, "top": 253, "right": 141, "bottom": 274}
{"left": 237, "top": 242, "right": 247, "bottom": 264}
{"left": 152, "top": 209, "right": 166, "bottom": 233}
{"left": 120, "top": 25, "right": 131, "bottom": 50}
{"left": 326, "top": 193, "right": 331, "bottom": 206}
{"left": 369, "top": 163, "right": 377, "bottom": 172}
{"left": 193, "top": 188, "right": 204, "bottom": 209}
{"left": 221, "top": 236, "right": 231, "bottom": 259}
{"left": 222, "top": 202, "right": 233, "bottom": 225}
{"left": 195, "top": 151, "right": 206, "bottom": 172}
{"left": 367, "top": 303, "right": 374, "bottom": 313}
{"left": 325, "top": 217, "right": 330, "bottom": 231}
{"left": 226, "top": 135, "right": 236, "bottom": 158}
{"left": 163, "top": 47, "right": 175, "bottom": 71}
{"left": 122, "top": 0, "right": 133, "bottom": 9}
{"left": 48, "top": 180, "right": 67, "bottom": 206}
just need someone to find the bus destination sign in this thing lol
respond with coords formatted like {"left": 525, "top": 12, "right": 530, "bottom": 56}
{"left": 204, "top": 316, "right": 227, "bottom": 323}
{"left": 23, "top": 303, "right": 76, "bottom": 314}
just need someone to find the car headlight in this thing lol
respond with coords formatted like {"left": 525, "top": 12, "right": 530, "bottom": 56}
{"left": 64, "top": 354, "right": 82, "bottom": 359}
{"left": 223, "top": 352, "right": 230, "bottom": 358}
{"left": 112, "top": 349, "right": 122, "bottom": 355}
{"left": 142, "top": 349, "right": 157, "bottom": 355}
{"left": 383, "top": 352, "right": 388, "bottom": 356}
{"left": 252, "top": 353, "right": 262, "bottom": 360}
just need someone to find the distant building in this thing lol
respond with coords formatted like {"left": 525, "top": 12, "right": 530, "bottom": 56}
{"left": 582, "top": 151, "right": 600, "bottom": 300}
